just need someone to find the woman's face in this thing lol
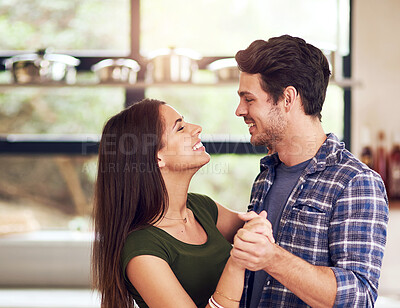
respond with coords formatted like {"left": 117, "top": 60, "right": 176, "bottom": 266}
{"left": 157, "top": 104, "right": 210, "bottom": 172}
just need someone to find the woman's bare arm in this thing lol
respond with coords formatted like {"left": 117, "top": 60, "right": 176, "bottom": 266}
{"left": 126, "top": 255, "right": 197, "bottom": 308}
{"left": 127, "top": 254, "right": 245, "bottom": 308}
{"left": 215, "top": 201, "right": 245, "bottom": 243}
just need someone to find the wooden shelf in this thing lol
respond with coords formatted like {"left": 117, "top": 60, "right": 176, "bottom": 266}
{"left": 0, "top": 78, "right": 359, "bottom": 89}
{"left": 0, "top": 81, "right": 235, "bottom": 89}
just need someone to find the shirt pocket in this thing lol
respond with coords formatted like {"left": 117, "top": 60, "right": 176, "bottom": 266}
{"left": 291, "top": 201, "right": 328, "bottom": 227}
{"left": 283, "top": 201, "right": 330, "bottom": 264}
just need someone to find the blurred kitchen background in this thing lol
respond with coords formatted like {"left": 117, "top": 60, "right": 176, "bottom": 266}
{"left": 0, "top": 0, "right": 399, "bottom": 307}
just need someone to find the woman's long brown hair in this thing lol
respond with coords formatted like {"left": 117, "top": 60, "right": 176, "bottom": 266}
{"left": 92, "top": 99, "right": 168, "bottom": 307}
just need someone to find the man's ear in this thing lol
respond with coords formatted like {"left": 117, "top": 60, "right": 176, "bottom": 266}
{"left": 283, "top": 86, "right": 298, "bottom": 110}
{"left": 157, "top": 156, "right": 166, "bottom": 168}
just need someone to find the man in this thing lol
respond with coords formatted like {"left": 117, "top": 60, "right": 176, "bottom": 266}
{"left": 230, "top": 35, "right": 389, "bottom": 307}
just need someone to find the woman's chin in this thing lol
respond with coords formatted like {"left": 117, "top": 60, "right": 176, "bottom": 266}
{"left": 203, "top": 153, "right": 211, "bottom": 165}
{"left": 193, "top": 155, "right": 211, "bottom": 172}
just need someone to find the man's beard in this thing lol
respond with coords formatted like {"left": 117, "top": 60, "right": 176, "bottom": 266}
{"left": 250, "top": 106, "right": 287, "bottom": 152}
{"left": 251, "top": 133, "right": 283, "bottom": 152}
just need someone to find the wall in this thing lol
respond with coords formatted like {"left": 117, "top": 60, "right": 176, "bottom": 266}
{"left": 353, "top": 0, "right": 400, "bottom": 297}
{"left": 352, "top": 0, "right": 400, "bottom": 157}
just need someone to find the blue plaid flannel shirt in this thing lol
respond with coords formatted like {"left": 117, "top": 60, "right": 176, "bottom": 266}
{"left": 240, "top": 133, "right": 389, "bottom": 308}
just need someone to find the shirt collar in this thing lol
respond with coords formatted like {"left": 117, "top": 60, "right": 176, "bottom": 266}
{"left": 259, "top": 152, "right": 280, "bottom": 172}
{"left": 259, "top": 133, "right": 344, "bottom": 174}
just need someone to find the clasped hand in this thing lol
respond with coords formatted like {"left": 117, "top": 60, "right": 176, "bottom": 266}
{"left": 230, "top": 211, "right": 275, "bottom": 272}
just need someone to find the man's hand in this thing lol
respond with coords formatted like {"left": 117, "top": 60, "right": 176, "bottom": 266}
{"left": 231, "top": 212, "right": 337, "bottom": 307}
{"left": 231, "top": 211, "right": 276, "bottom": 272}
{"left": 238, "top": 211, "right": 275, "bottom": 243}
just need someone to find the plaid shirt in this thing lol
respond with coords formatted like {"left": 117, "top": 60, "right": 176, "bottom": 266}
{"left": 241, "top": 133, "right": 389, "bottom": 308}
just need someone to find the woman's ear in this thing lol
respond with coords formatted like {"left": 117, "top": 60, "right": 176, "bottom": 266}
{"left": 157, "top": 156, "right": 166, "bottom": 168}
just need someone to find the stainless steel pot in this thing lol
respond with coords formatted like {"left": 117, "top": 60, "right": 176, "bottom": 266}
{"left": 91, "top": 59, "right": 140, "bottom": 84}
{"left": 3, "top": 49, "right": 80, "bottom": 84}
{"left": 207, "top": 58, "right": 239, "bottom": 82}
{"left": 145, "top": 47, "right": 201, "bottom": 83}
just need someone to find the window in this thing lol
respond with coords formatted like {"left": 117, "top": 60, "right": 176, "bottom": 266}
{"left": 140, "top": 0, "right": 348, "bottom": 57}
{"left": 0, "top": 0, "right": 131, "bottom": 230}
{"left": 0, "top": 0, "right": 130, "bottom": 53}
{"left": 0, "top": 0, "right": 351, "bottom": 230}
{"left": 142, "top": 0, "right": 349, "bottom": 140}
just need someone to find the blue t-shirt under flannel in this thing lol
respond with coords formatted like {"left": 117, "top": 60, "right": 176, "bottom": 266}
{"left": 249, "top": 158, "right": 311, "bottom": 308}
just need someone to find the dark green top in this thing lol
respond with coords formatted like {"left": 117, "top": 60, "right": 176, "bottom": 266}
{"left": 121, "top": 193, "right": 232, "bottom": 308}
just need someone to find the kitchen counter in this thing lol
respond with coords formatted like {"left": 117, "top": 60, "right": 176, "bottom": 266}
{"left": 0, "top": 289, "right": 99, "bottom": 308}
{"left": 0, "top": 230, "right": 92, "bottom": 287}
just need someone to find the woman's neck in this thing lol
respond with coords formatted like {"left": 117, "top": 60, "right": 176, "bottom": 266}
{"left": 162, "top": 170, "right": 193, "bottom": 217}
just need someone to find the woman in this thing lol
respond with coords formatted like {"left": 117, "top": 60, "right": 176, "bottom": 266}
{"left": 92, "top": 98, "right": 249, "bottom": 308}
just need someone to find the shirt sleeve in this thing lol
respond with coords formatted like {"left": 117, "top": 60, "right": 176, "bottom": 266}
{"left": 121, "top": 229, "right": 170, "bottom": 284}
{"left": 329, "top": 170, "right": 389, "bottom": 307}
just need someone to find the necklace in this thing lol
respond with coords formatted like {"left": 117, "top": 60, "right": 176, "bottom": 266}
{"left": 163, "top": 216, "right": 188, "bottom": 223}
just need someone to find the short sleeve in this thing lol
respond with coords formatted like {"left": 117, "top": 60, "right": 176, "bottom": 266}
{"left": 187, "top": 193, "right": 218, "bottom": 224}
{"left": 121, "top": 228, "right": 170, "bottom": 283}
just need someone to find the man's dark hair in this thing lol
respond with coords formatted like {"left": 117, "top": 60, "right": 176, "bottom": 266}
{"left": 235, "top": 35, "right": 331, "bottom": 121}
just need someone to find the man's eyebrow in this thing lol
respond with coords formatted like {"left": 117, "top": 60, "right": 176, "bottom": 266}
{"left": 237, "top": 90, "right": 252, "bottom": 97}
{"left": 173, "top": 116, "right": 184, "bottom": 128}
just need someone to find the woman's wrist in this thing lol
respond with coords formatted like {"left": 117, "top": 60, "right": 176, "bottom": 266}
{"left": 226, "top": 256, "right": 246, "bottom": 271}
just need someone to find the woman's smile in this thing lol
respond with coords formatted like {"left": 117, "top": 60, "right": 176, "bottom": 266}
{"left": 192, "top": 140, "right": 205, "bottom": 151}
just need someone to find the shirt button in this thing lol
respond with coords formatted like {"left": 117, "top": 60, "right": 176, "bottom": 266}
{"left": 300, "top": 184, "right": 304, "bottom": 190}
{"left": 266, "top": 280, "right": 271, "bottom": 286}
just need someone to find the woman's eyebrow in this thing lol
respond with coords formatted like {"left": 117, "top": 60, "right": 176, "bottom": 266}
{"left": 173, "top": 116, "right": 184, "bottom": 129}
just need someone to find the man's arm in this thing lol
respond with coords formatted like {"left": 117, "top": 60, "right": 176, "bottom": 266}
{"left": 231, "top": 171, "right": 389, "bottom": 307}
{"left": 231, "top": 223, "right": 336, "bottom": 308}
{"left": 328, "top": 171, "right": 388, "bottom": 306}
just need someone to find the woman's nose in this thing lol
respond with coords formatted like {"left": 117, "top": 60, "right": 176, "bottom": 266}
{"left": 191, "top": 124, "right": 202, "bottom": 136}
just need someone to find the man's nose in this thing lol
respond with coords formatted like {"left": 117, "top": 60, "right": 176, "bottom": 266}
{"left": 235, "top": 100, "right": 247, "bottom": 117}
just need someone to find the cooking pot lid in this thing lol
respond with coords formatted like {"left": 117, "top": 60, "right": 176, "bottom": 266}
{"left": 3, "top": 52, "right": 80, "bottom": 67}
{"left": 91, "top": 58, "right": 140, "bottom": 71}
{"left": 146, "top": 47, "right": 202, "bottom": 60}
{"left": 207, "top": 58, "right": 238, "bottom": 71}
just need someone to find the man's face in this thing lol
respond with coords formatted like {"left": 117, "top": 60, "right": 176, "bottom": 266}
{"left": 236, "top": 72, "right": 287, "bottom": 151}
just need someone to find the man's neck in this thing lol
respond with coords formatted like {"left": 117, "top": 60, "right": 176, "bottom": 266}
{"left": 275, "top": 121, "right": 326, "bottom": 167}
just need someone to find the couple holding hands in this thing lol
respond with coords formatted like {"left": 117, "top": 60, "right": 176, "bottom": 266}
{"left": 92, "top": 35, "right": 388, "bottom": 308}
